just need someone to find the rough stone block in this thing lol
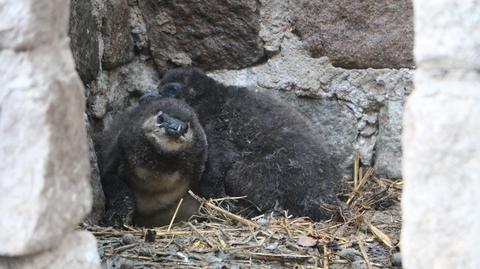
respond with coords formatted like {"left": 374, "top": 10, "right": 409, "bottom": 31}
{"left": 0, "top": 231, "right": 100, "bottom": 269}
{"left": 101, "top": 0, "right": 134, "bottom": 69}
{"left": 69, "top": 0, "right": 100, "bottom": 84}
{"left": 374, "top": 100, "right": 404, "bottom": 179}
{"left": 84, "top": 118, "right": 105, "bottom": 225}
{"left": 402, "top": 70, "right": 480, "bottom": 269}
{"left": 138, "top": 0, "right": 264, "bottom": 73}
{"left": 0, "top": 43, "right": 92, "bottom": 255}
{"left": 414, "top": 0, "right": 480, "bottom": 69}
{"left": 0, "top": 0, "right": 70, "bottom": 49}
{"left": 294, "top": 0, "right": 414, "bottom": 69}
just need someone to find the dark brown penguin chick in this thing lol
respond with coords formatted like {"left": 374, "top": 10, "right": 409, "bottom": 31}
{"left": 99, "top": 97, "right": 207, "bottom": 227}
{"left": 157, "top": 68, "right": 342, "bottom": 221}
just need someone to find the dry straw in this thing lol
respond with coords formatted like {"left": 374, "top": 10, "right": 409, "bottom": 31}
{"left": 85, "top": 152, "right": 401, "bottom": 268}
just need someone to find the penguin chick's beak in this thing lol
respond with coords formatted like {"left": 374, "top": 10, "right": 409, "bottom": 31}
{"left": 156, "top": 113, "right": 189, "bottom": 139}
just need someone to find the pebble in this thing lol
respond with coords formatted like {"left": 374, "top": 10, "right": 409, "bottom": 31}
{"left": 119, "top": 264, "right": 134, "bottom": 269}
{"left": 391, "top": 252, "right": 402, "bottom": 267}
{"left": 351, "top": 260, "right": 368, "bottom": 269}
{"left": 121, "top": 233, "right": 136, "bottom": 245}
{"left": 337, "top": 248, "right": 362, "bottom": 261}
{"left": 145, "top": 229, "right": 157, "bottom": 242}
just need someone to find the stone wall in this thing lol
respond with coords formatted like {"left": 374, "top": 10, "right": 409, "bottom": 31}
{"left": 0, "top": 0, "right": 100, "bottom": 268}
{"left": 69, "top": 0, "right": 414, "bottom": 222}
{"left": 402, "top": 1, "right": 480, "bottom": 268}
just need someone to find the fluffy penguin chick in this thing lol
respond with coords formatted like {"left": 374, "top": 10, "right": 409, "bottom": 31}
{"left": 100, "top": 98, "right": 207, "bottom": 227}
{"left": 157, "top": 68, "right": 342, "bottom": 221}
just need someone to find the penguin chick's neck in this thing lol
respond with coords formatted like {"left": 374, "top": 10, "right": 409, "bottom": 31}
{"left": 132, "top": 169, "right": 190, "bottom": 215}
{"left": 134, "top": 192, "right": 200, "bottom": 227}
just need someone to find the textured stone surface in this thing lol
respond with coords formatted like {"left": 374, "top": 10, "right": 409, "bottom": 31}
{"left": 101, "top": 0, "right": 133, "bottom": 69}
{"left": 69, "top": 0, "right": 100, "bottom": 84}
{"left": 0, "top": 0, "right": 95, "bottom": 255}
{"left": 259, "top": 0, "right": 299, "bottom": 54}
{"left": 403, "top": 1, "right": 480, "bottom": 266}
{"left": 138, "top": 0, "right": 264, "bottom": 73}
{"left": 87, "top": 59, "right": 160, "bottom": 123}
{"left": 374, "top": 101, "right": 406, "bottom": 179}
{"left": 210, "top": 34, "right": 413, "bottom": 176}
{"left": 402, "top": 70, "right": 480, "bottom": 269}
{"left": 414, "top": 0, "right": 480, "bottom": 69}
{"left": 85, "top": 117, "right": 105, "bottom": 224}
{"left": 0, "top": 44, "right": 92, "bottom": 256}
{"left": 0, "top": 231, "right": 100, "bottom": 269}
{"left": 0, "top": 0, "right": 70, "bottom": 49}
{"left": 294, "top": 0, "right": 414, "bottom": 69}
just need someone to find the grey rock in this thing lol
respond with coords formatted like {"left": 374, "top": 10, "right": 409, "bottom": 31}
{"left": 403, "top": 70, "right": 480, "bottom": 269}
{"left": 138, "top": 0, "right": 264, "bottom": 73}
{"left": 415, "top": 1, "right": 480, "bottom": 70}
{"left": 357, "top": 136, "right": 377, "bottom": 167}
{"left": 121, "top": 234, "right": 136, "bottom": 245}
{"left": 294, "top": 0, "right": 414, "bottom": 69}
{"left": 336, "top": 248, "right": 362, "bottom": 261}
{"left": 361, "top": 125, "right": 377, "bottom": 137}
{"left": 85, "top": 117, "right": 105, "bottom": 225}
{"left": 0, "top": 0, "right": 71, "bottom": 49}
{"left": 87, "top": 59, "right": 160, "bottom": 123}
{"left": 129, "top": 4, "right": 149, "bottom": 55}
{"left": 259, "top": 0, "right": 300, "bottom": 54}
{"left": 0, "top": 231, "right": 100, "bottom": 269}
{"left": 374, "top": 100, "right": 405, "bottom": 179}
{"left": 101, "top": 0, "right": 134, "bottom": 70}
{"left": 391, "top": 252, "right": 402, "bottom": 267}
{"left": 0, "top": 44, "right": 92, "bottom": 256}
{"left": 69, "top": 0, "right": 100, "bottom": 84}
{"left": 351, "top": 260, "right": 368, "bottom": 269}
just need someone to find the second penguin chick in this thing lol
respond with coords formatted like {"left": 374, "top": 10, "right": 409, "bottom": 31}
{"left": 100, "top": 97, "right": 208, "bottom": 227}
{"left": 157, "top": 68, "right": 342, "bottom": 221}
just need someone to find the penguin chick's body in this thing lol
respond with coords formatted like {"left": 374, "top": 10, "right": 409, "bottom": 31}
{"left": 100, "top": 98, "right": 207, "bottom": 227}
{"left": 157, "top": 68, "right": 341, "bottom": 221}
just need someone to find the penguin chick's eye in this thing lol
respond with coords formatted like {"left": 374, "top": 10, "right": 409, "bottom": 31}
{"left": 161, "top": 83, "right": 183, "bottom": 97}
{"left": 156, "top": 112, "right": 164, "bottom": 125}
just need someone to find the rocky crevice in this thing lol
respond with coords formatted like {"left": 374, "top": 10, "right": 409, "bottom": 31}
{"left": 68, "top": 0, "right": 415, "bottom": 223}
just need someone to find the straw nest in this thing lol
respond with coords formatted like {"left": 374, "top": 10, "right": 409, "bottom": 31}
{"left": 83, "top": 154, "right": 402, "bottom": 269}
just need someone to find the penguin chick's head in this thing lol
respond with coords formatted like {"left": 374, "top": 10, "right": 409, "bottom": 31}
{"left": 158, "top": 68, "right": 213, "bottom": 101}
{"left": 141, "top": 102, "right": 196, "bottom": 153}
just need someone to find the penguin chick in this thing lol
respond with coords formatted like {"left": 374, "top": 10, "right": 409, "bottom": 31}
{"left": 157, "top": 68, "right": 342, "bottom": 221}
{"left": 99, "top": 97, "right": 207, "bottom": 227}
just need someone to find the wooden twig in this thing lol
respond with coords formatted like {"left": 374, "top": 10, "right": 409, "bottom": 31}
{"left": 323, "top": 245, "right": 329, "bottom": 269}
{"left": 354, "top": 152, "right": 360, "bottom": 188}
{"left": 113, "top": 243, "right": 137, "bottom": 254}
{"left": 188, "top": 190, "right": 260, "bottom": 228}
{"left": 211, "top": 196, "right": 248, "bottom": 202}
{"left": 365, "top": 221, "right": 394, "bottom": 248}
{"left": 167, "top": 198, "right": 184, "bottom": 232}
{"left": 347, "top": 167, "right": 375, "bottom": 205}
{"left": 356, "top": 235, "right": 373, "bottom": 269}
{"left": 188, "top": 222, "right": 217, "bottom": 249}
{"left": 245, "top": 252, "right": 313, "bottom": 261}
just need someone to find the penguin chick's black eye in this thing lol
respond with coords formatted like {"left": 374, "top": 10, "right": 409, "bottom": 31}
{"left": 161, "top": 82, "right": 183, "bottom": 97}
{"left": 156, "top": 113, "right": 164, "bottom": 124}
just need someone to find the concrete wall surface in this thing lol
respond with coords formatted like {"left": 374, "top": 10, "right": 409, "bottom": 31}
{"left": 402, "top": 1, "right": 480, "bottom": 268}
